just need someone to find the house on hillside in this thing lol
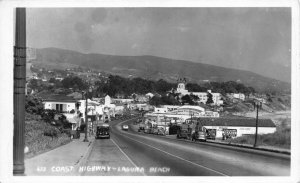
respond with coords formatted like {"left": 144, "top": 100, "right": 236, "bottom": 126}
{"left": 227, "top": 93, "right": 246, "bottom": 101}
{"left": 175, "top": 78, "right": 223, "bottom": 106}
{"left": 43, "top": 95, "right": 77, "bottom": 113}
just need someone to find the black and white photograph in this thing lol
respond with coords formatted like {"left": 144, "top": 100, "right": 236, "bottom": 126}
{"left": 0, "top": 0, "right": 299, "bottom": 183}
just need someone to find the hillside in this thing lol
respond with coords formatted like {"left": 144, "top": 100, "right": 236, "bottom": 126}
{"left": 32, "top": 47, "right": 290, "bottom": 93}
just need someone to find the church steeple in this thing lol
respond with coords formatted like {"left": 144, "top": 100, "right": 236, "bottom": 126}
{"left": 176, "top": 77, "right": 188, "bottom": 94}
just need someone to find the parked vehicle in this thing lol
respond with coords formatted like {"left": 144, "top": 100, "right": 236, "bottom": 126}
{"left": 96, "top": 123, "right": 110, "bottom": 139}
{"left": 206, "top": 129, "right": 216, "bottom": 140}
{"left": 138, "top": 123, "right": 145, "bottom": 132}
{"left": 177, "top": 123, "right": 192, "bottom": 140}
{"left": 192, "top": 130, "right": 207, "bottom": 142}
{"left": 144, "top": 122, "right": 154, "bottom": 134}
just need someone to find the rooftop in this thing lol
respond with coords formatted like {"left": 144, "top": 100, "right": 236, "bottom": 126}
{"left": 41, "top": 94, "right": 77, "bottom": 103}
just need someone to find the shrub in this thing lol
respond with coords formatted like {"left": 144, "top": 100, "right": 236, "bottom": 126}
{"left": 25, "top": 95, "right": 44, "bottom": 115}
{"left": 227, "top": 126, "right": 290, "bottom": 149}
{"left": 44, "top": 128, "right": 59, "bottom": 139}
{"left": 25, "top": 114, "right": 72, "bottom": 158}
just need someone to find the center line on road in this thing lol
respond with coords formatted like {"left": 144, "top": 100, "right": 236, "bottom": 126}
{"left": 110, "top": 138, "right": 147, "bottom": 176}
{"left": 118, "top": 133, "right": 229, "bottom": 176}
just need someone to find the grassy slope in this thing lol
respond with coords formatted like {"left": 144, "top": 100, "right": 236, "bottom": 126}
{"left": 25, "top": 113, "right": 71, "bottom": 158}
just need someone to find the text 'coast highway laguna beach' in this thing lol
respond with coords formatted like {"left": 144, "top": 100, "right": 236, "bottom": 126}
{"left": 8, "top": 6, "right": 298, "bottom": 181}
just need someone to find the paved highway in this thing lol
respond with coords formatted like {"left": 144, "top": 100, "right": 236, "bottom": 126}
{"left": 83, "top": 118, "right": 290, "bottom": 176}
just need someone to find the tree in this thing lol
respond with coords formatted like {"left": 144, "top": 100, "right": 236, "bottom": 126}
{"left": 161, "top": 95, "right": 181, "bottom": 105}
{"left": 149, "top": 96, "right": 163, "bottom": 106}
{"left": 61, "top": 76, "right": 87, "bottom": 91}
{"left": 49, "top": 78, "right": 56, "bottom": 83}
{"left": 154, "top": 79, "right": 176, "bottom": 94}
{"left": 181, "top": 95, "right": 195, "bottom": 105}
{"left": 25, "top": 95, "right": 44, "bottom": 115}
{"left": 186, "top": 83, "right": 207, "bottom": 92}
{"left": 206, "top": 92, "right": 214, "bottom": 105}
{"left": 189, "top": 94, "right": 200, "bottom": 103}
{"left": 28, "top": 79, "right": 39, "bottom": 91}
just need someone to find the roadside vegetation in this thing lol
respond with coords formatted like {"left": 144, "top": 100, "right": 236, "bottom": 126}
{"left": 25, "top": 96, "right": 72, "bottom": 158}
{"left": 225, "top": 118, "right": 291, "bottom": 149}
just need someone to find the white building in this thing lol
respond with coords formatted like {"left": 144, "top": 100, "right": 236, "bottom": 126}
{"left": 43, "top": 98, "right": 77, "bottom": 113}
{"left": 146, "top": 105, "right": 218, "bottom": 122}
{"left": 154, "top": 107, "right": 168, "bottom": 113}
{"left": 195, "top": 117, "right": 276, "bottom": 138}
{"left": 77, "top": 96, "right": 116, "bottom": 123}
{"left": 227, "top": 93, "right": 246, "bottom": 101}
{"left": 161, "top": 105, "right": 181, "bottom": 112}
{"left": 112, "top": 98, "right": 134, "bottom": 104}
{"left": 175, "top": 80, "right": 223, "bottom": 106}
{"left": 145, "top": 93, "right": 154, "bottom": 98}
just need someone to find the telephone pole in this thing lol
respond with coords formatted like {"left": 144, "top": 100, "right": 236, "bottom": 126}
{"left": 253, "top": 101, "right": 262, "bottom": 148}
{"left": 13, "top": 8, "right": 26, "bottom": 175}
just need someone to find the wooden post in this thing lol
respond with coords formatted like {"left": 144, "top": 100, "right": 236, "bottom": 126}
{"left": 254, "top": 103, "right": 259, "bottom": 148}
{"left": 13, "top": 8, "right": 26, "bottom": 175}
{"left": 83, "top": 95, "right": 89, "bottom": 142}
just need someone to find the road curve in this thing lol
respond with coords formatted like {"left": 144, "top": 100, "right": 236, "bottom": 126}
{"left": 85, "top": 118, "right": 290, "bottom": 176}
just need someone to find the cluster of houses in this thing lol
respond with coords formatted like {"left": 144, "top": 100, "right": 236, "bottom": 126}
{"left": 137, "top": 81, "right": 276, "bottom": 138}
{"left": 43, "top": 94, "right": 120, "bottom": 131}
{"left": 175, "top": 78, "right": 224, "bottom": 106}
{"left": 39, "top": 77, "right": 276, "bottom": 138}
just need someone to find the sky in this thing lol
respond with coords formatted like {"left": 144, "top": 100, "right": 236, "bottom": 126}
{"left": 26, "top": 8, "right": 291, "bottom": 81}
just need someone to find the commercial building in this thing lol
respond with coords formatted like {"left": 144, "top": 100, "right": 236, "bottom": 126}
{"left": 194, "top": 117, "right": 276, "bottom": 138}
{"left": 145, "top": 105, "right": 219, "bottom": 123}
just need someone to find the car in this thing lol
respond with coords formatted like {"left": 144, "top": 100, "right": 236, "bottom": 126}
{"left": 122, "top": 124, "right": 129, "bottom": 131}
{"left": 138, "top": 126, "right": 145, "bottom": 132}
{"left": 96, "top": 124, "right": 110, "bottom": 139}
{"left": 192, "top": 131, "right": 207, "bottom": 142}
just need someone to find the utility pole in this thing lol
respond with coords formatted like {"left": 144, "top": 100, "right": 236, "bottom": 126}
{"left": 83, "top": 91, "right": 89, "bottom": 142}
{"left": 83, "top": 83, "right": 93, "bottom": 142}
{"left": 253, "top": 101, "right": 262, "bottom": 148}
{"left": 13, "top": 8, "right": 26, "bottom": 175}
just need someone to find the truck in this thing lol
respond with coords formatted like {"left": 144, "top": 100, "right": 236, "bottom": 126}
{"left": 176, "top": 123, "right": 192, "bottom": 140}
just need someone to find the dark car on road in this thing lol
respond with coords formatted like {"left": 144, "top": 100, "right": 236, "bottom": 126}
{"left": 96, "top": 123, "right": 110, "bottom": 139}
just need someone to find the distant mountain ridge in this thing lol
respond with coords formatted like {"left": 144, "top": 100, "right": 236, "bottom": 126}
{"left": 32, "top": 47, "right": 290, "bottom": 93}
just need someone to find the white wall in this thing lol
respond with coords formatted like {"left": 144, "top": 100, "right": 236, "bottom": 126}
{"left": 44, "top": 101, "right": 76, "bottom": 112}
{"left": 203, "top": 126, "right": 276, "bottom": 138}
{"left": 154, "top": 107, "right": 168, "bottom": 113}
